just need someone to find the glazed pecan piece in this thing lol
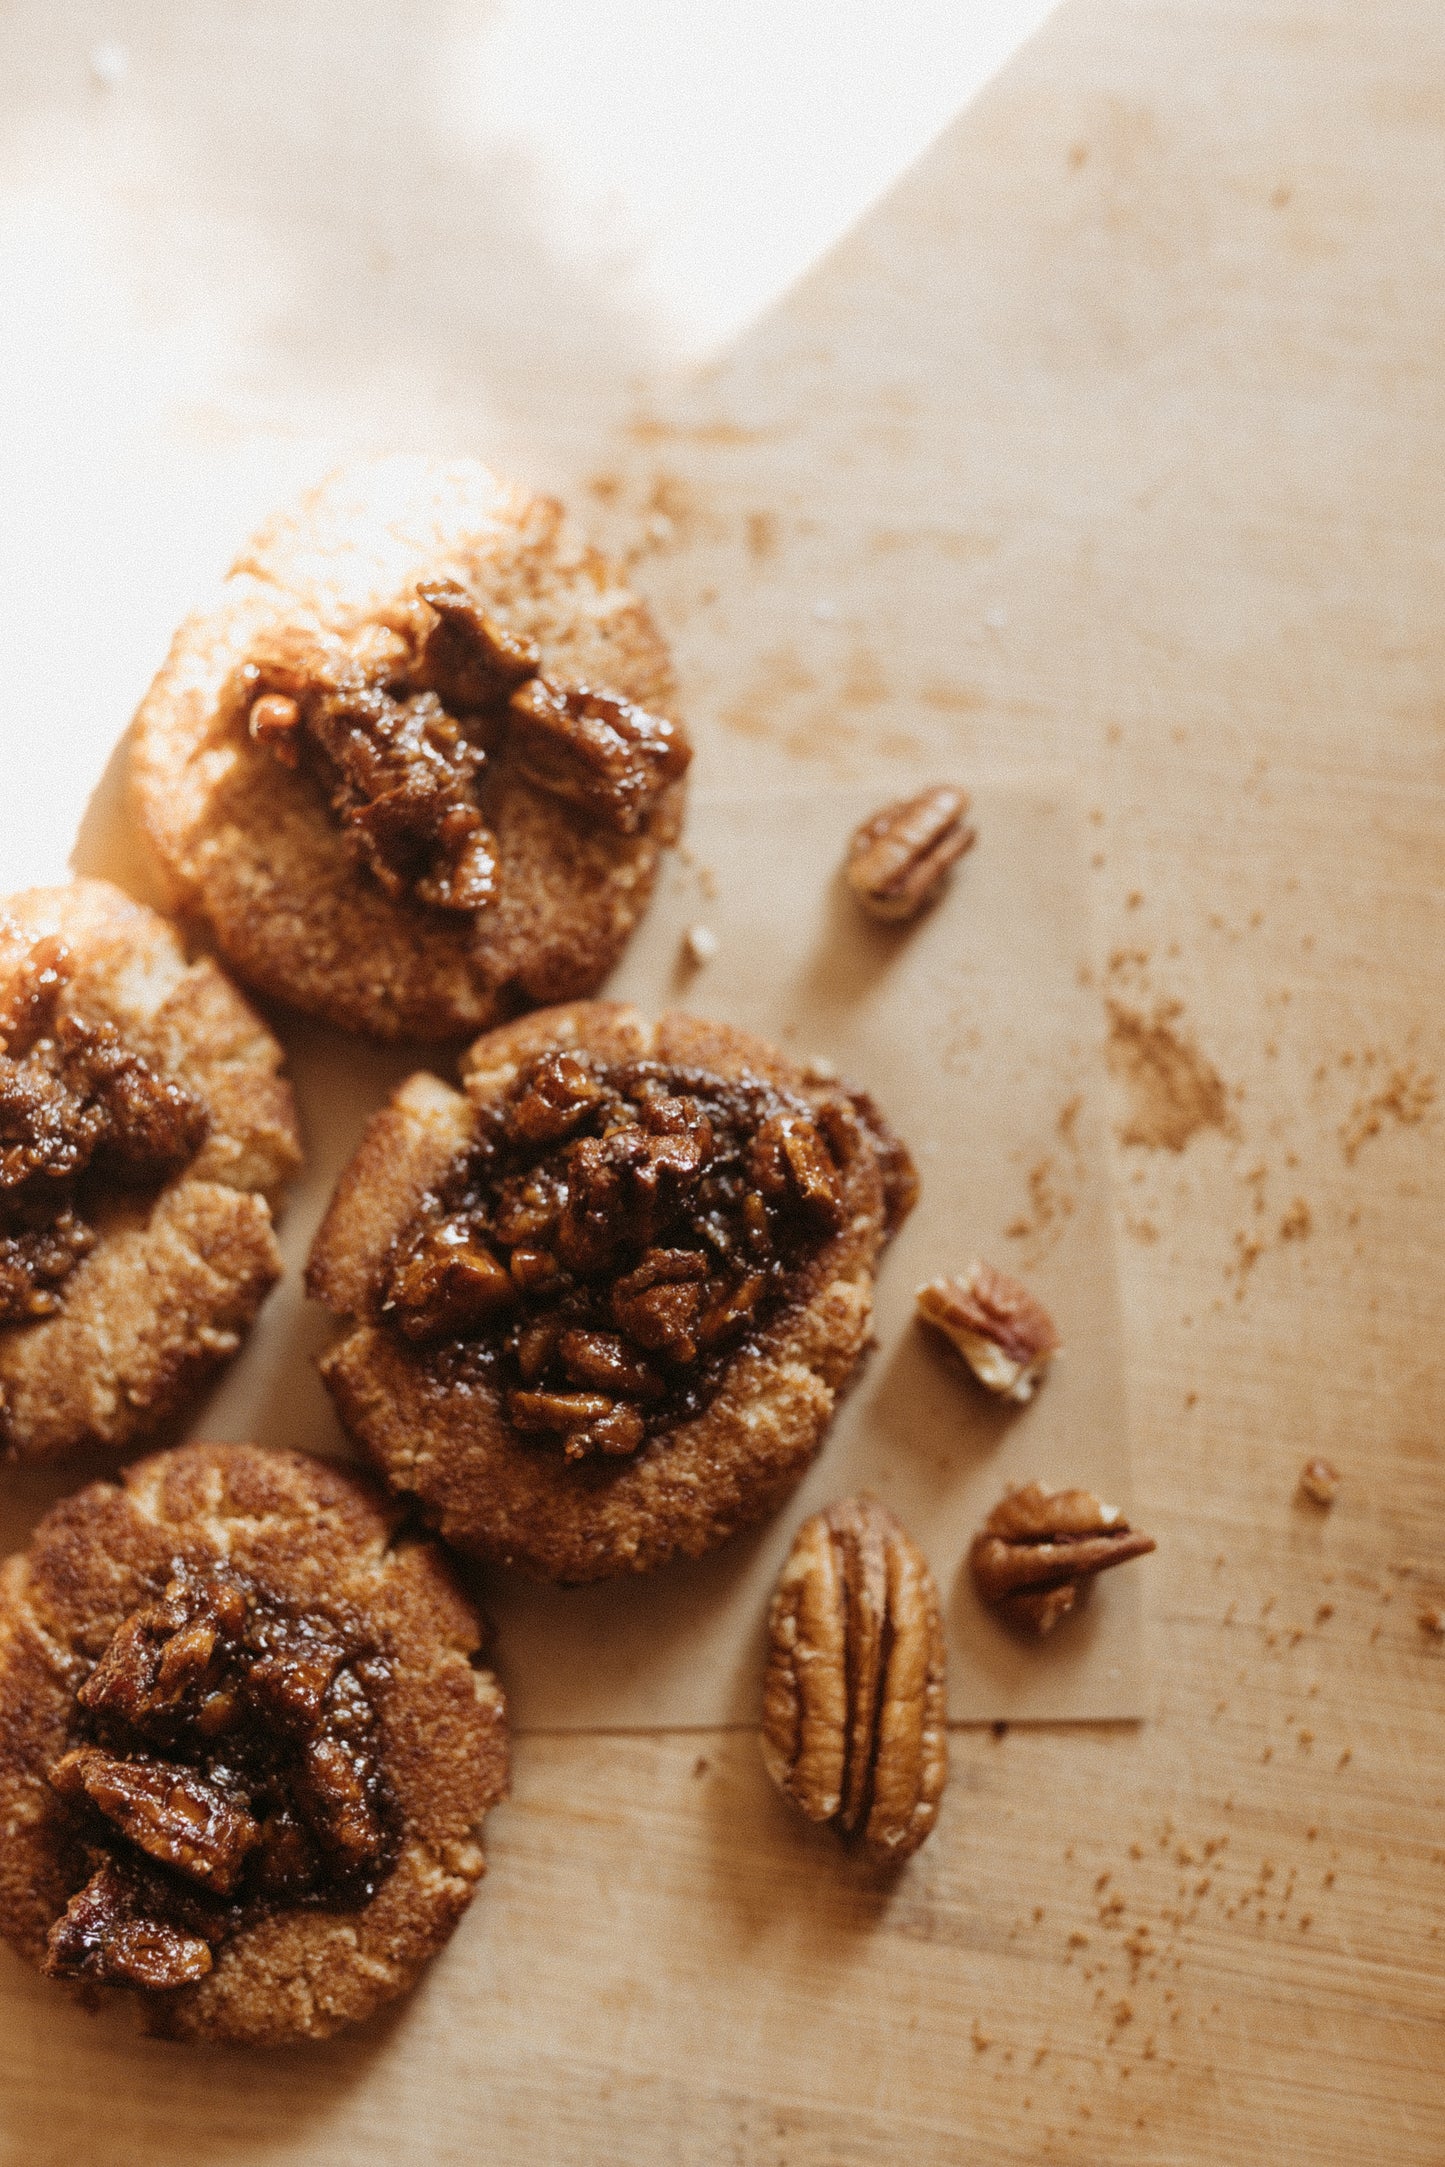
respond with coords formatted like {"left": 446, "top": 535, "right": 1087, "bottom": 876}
{"left": 78, "top": 1569, "right": 247, "bottom": 1735}
{"left": 970, "top": 1482, "right": 1155, "bottom": 1634}
{"left": 761, "top": 1495, "right": 947, "bottom": 1862}
{"left": 846, "top": 785, "right": 975, "bottom": 923}
{"left": 49, "top": 1745, "right": 261, "bottom": 1895}
{"left": 42, "top": 1860, "right": 214, "bottom": 1989}
{"left": 412, "top": 578, "right": 540, "bottom": 715}
{"left": 916, "top": 1261, "right": 1060, "bottom": 1403}
{"left": 385, "top": 1216, "right": 516, "bottom": 1341}
{"left": 507, "top": 1387, "right": 645, "bottom": 1460}
{"left": 508, "top": 677, "right": 691, "bottom": 834}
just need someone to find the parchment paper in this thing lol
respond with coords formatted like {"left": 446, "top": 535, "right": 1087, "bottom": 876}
{"left": 482, "top": 782, "right": 1146, "bottom": 1726}
{"left": 0, "top": 779, "right": 1145, "bottom": 1729}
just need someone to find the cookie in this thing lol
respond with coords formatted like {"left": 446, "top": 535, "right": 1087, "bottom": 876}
{"left": 0, "top": 1440, "right": 508, "bottom": 2045}
{"left": 0, "top": 880, "right": 301, "bottom": 1463}
{"left": 131, "top": 457, "right": 689, "bottom": 1041}
{"left": 308, "top": 1001, "right": 916, "bottom": 1583}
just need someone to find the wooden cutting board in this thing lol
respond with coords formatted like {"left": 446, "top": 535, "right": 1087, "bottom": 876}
{"left": 0, "top": 1, "right": 1442, "bottom": 2161}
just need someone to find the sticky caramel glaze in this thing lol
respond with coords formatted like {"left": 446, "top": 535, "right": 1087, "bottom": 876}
{"left": 380, "top": 1050, "right": 870, "bottom": 1462}
{"left": 43, "top": 1564, "right": 397, "bottom": 1990}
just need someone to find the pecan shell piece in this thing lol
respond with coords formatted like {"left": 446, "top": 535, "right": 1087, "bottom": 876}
{"left": 761, "top": 1496, "right": 947, "bottom": 1863}
{"left": 970, "top": 1481, "right": 1155, "bottom": 1635}
{"left": 916, "top": 1261, "right": 1060, "bottom": 1403}
{"left": 846, "top": 785, "right": 975, "bottom": 923}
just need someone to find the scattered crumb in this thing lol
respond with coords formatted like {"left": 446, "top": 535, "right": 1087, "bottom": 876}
{"left": 682, "top": 923, "right": 719, "bottom": 967}
{"left": 1419, "top": 1606, "right": 1445, "bottom": 1637}
{"left": 1297, "top": 1459, "right": 1340, "bottom": 1508}
{"left": 1106, "top": 1000, "right": 1230, "bottom": 1151}
{"left": 1315, "top": 1603, "right": 1334, "bottom": 1624}
{"left": 692, "top": 1756, "right": 710, "bottom": 1778}
{"left": 1278, "top": 1198, "right": 1312, "bottom": 1241}
{"left": 802, "top": 1054, "right": 838, "bottom": 1084}
{"left": 1340, "top": 1064, "right": 1436, "bottom": 1164}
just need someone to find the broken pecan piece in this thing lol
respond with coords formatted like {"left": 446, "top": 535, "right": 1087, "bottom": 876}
{"left": 508, "top": 677, "right": 691, "bottom": 834}
{"left": 970, "top": 1482, "right": 1155, "bottom": 1634}
{"left": 43, "top": 1860, "right": 214, "bottom": 1989}
{"left": 916, "top": 1261, "right": 1060, "bottom": 1403}
{"left": 49, "top": 1745, "right": 261, "bottom": 1895}
{"left": 761, "top": 1496, "right": 947, "bottom": 1862}
{"left": 384, "top": 1216, "right": 516, "bottom": 1341}
{"left": 846, "top": 785, "right": 975, "bottom": 923}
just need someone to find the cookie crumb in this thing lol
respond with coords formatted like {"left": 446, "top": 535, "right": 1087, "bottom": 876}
{"left": 683, "top": 924, "right": 719, "bottom": 966}
{"left": 1419, "top": 1605, "right": 1445, "bottom": 1637}
{"left": 1298, "top": 1458, "right": 1340, "bottom": 1507}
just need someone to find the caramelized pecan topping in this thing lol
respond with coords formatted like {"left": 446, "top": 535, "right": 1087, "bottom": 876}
{"left": 969, "top": 1482, "right": 1155, "bottom": 1634}
{"left": 42, "top": 1565, "right": 394, "bottom": 1989}
{"left": 383, "top": 1048, "right": 903, "bottom": 1462}
{"left": 761, "top": 1496, "right": 947, "bottom": 1862}
{"left": 241, "top": 576, "right": 690, "bottom": 916}
{"left": 0, "top": 939, "right": 209, "bottom": 1323}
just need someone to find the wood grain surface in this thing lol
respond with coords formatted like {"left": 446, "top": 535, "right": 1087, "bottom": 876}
{"left": 2, "top": 1, "right": 1443, "bottom": 2160}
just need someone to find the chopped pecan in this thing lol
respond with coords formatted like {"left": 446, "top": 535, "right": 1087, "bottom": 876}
{"left": 79, "top": 1570, "right": 247, "bottom": 1733}
{"left": 508, "top": 677, "right": 691, "bottom": 834}
{"left": 507, "top": 1387, "right": 645, "bottom": 1460}
{"left": 506, "top": 1050, "right": 611, "bottom": 1144}
{"left": 49, "top": 1745, "right": 261, "bottom": 1895}
{"left": 413, "top": 579, "right": 540, "bottom": 713}
{"left": 294, "top": 1734, "right": 383, "bottom": 1869}
{"left": 385, "top": 1216, "right": 516, "bottom": 1340}
{"left": 43, "top": 1861, "right": 214, "bottom": 1989}
{"left": 761, "top": 1496, "right": 947, "bottom": 1862}
{"left": 846, "top": 785, "right": 975, "bottom": 922}
{"left": 916, "top": 1261, "right": 1060, "bottom": 1403}
{"left": 1297, "top": 1457, "right": 1340, "bottom": 1508}
{"left": 969, "top": 1482, "right": 1155, "bottom": 1634}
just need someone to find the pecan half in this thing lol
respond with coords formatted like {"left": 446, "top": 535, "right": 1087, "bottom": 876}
{"left": 49, "top": 1745, "right": 261, "bottom": 1895}
{"left": 761, "top": 1496, "right": 947, "bottom": 1862}
{"left": 916, "top": 1261, "right": 1060, "bottom": 1403}
{"left": 970, "top": 1482, "right": 1155, "bottom": 1634}
{"left": 846, "top": 785, "right": 975, "bottom": 923}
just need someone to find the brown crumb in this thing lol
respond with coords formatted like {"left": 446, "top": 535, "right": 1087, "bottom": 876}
{"left": 1419, "top": 1605, "right": 1445, "bottom": 1636}
{"left": 1340, "top": 1064, "right": 1436, "bottom": 1164}
{"left": 1105, "top": 1000, "right": 1230, "bottom": 1152}
{"left": 1278, "top": 1198, "right": 1311, "bottom": 1240}
{"left": 1298, "top": 1458, "right": 1340, "bottom": 1508}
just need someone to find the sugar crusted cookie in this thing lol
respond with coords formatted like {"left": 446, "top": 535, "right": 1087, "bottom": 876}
{"left": 131, "top": 457, "right": 689, "bottom": 1041}
{"left": 308, "top": 1001, "right": 916, "bottom": 1583}
{"left": 0, "top": 1441, "right": 508, "bottom": 2045}
{"left": 0, "top": 880, "right": 300, "bottom": 1463}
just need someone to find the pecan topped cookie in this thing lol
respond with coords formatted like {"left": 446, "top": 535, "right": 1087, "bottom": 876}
{"left": 0, "top": 881, "right": 300, "bottom": 1463}
{"left": 131, "top": 458, "right": 690, "bottom": 1040}
{"left": 0, "top": 1442, "right": 507, "bottom": 2044}
{"left": 308, "top": 1002, "right": 915, "bottom": 1582}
